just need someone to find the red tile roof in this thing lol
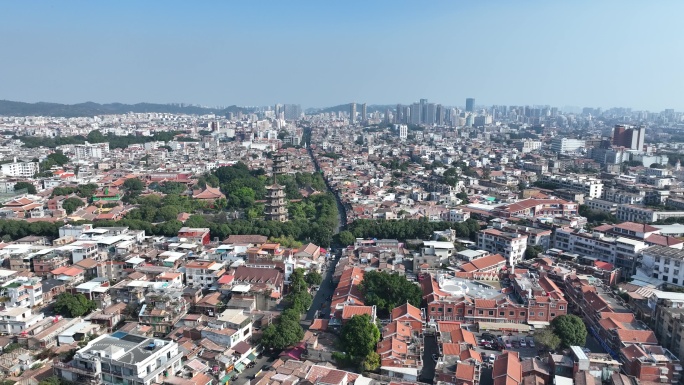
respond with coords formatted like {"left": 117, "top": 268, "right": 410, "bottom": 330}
{"left": 460, "top": 254, "right": 506, "bottom": 272}
{"left": 455, "top": 363, "right": 476, "bottom": 380}
{"left": 341, "top": 305, "right": 374, "bottom": 320}
{"left": 391, "top": 302, "right": 423, "bottom": 322}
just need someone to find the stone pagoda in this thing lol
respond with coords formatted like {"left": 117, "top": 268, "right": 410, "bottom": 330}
{"left": 264, "top": 152, "right": 288, "bottom": 222}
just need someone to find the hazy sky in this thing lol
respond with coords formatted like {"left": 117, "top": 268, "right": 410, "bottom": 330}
{"left": 1, "top": 1, "right": 683, "bottom": 111}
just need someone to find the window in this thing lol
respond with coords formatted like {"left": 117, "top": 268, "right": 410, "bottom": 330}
{"left": 674, "top": 278, "right": 679, "bottom": 284}
{"left": 478, "top": 310, "right": 484, "bottom": 315}
{"left": 551, "top": 303, "right": 556, "bottom": 308}
{"left": 499, "top": 311, "right": 505, "bottom": 316}
{"left": 539, "top": 312, "right": 544, "bottom": 317}
{"left": 675, "top": 270, "right": 680, "bottom": 276}
{"left": 520, "top": 312, "right": 526, "bottom": 316}
{"left": 467, "top": 310, "right": 473, "bottom": 315}
{"left": 489, "top": 310, "right": 494, "bottom": 316}
{"left": 509, "top": 311, "right": 515, "bottom": 316}
{"left": 530, "top": 312, "right": 535, "bottom": 316}
{"left": 551, "top": 313, "right": 555, "bottom": 317}
{"left": 431, "top": 307, "right": 436, "bottom": 312}
{"left": 663, "top": 276, "right": 669, "bottom": 282}
{"left": 457, "top": 309, "right": 463, "bottom": 314}
{"left": 653, "top": 273, "right": 659, "bottom": 279}
{"left": 559, "top": 305, "right": 564, "bottom": 310}
{"left": 447, "top": 308, "right": 452, "bottom": 313}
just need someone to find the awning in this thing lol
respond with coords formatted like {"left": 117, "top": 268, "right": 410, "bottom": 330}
{"left": 234, "top": 362, "right": 246, "bottom": 373}
{"left": 247, "top": 352, "right": 257, "bottom": 361}
{"left": 526, "top": 321, "right": 550, "bottom": 326}
{"left": 478, "top": 322, "right": 531, "bottom": 332}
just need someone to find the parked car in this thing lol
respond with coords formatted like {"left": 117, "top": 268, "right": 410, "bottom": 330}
{"left": 582, "top": 348, "right": 591, "bottom": 354}
{"left": 432, "top": 354, "right": 438, "bottom": 362}
{"left": 482, "top": 332, "right": 497, "bottom": 341}
{"left": 505, "top": 340, "right": 512, "bottom": 349}
{"left": 528, "top": 339, "right": 535, "bottom": 348}
{"left": 520, "top": 338, "right": 526, "bottom": 347}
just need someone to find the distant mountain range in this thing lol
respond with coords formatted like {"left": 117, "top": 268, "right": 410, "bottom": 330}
{"left": 305, "top": 104, "right": 397, "bottom": 115}
{"left": 0, "top": 100, "right": 250, "bottom": 118}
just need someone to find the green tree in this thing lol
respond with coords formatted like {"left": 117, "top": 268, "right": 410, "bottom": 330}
{"left": 14, "top": 182, "right": 36, "bottom": 194}
{"left": 54, "top": 293, "right": 96, "bottom": 318}
{"left": 361, "top": 271, "right": 422, "bottom": 317}
{"left": 260, "top": 309, "right": 304, "bottom": 350}
{"left": 38, "top": 377, "right": 61, "bottom": 385}
{"left": 340, "top": 314, "right": 380, "bottom": 359}
{"left": 62, "top": 197, "right": 85, "bottom": 214}
{"left": 442, "top": 167, "right": 460, "bottom": 187}
{"left": 337, "top": 230, "right": 356, "bottom": 246}
{"left": 285, "top": 291, "right": 313, "bottom": 314}
{"left": 46, "top": 151, "right": 70, "bottom": 166}
{"left": 533, "top": 328, "right": 561, "bottom": 351}
{"left": 524, "top": 245, "right": 543, "bottom": 260}
{"left": 360, "top": 351, "right": 381, "bottom": 372}
{"left": 158, "top": 206, "right": 180, "bottom": 222}
{"left": 86, "top": 130, "right": 107, "bottom": 143}
{"left": 551, "top": 314, "right": 587, "bottom": 347}
{"left": 305, "top": 271, "right": 323, "bottom": 286}
{"left": 123, "top": 178, "right": 145, "bottom": 192}
{"left": 289, "top": 268, "right": 308, "bottom": 294}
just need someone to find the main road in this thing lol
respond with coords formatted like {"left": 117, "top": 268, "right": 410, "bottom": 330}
{"left": 304, "top": 126, "right": 345, "bottom": 320}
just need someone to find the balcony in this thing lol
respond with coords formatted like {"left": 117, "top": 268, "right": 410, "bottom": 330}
{"left": 53, "top": 361, "right": 98, "bottom": 377}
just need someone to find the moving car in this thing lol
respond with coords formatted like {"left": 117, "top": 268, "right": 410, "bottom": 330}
{"left": 432, "top": 354, "right": 438, "bottom": 362}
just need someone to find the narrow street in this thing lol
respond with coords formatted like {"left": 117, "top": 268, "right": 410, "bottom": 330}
{"left": 306, "top": 250, "right": 340, "bottom": 320}
{"left": 420, "top": 334, "right": 438, "bottom": 384}
{"left": 233, "top": 355, "right": 275, "bottom": 383}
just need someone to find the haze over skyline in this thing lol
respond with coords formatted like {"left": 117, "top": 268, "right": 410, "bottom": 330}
{"left": 1, "top": 1, "right": 682, "bottom": 111}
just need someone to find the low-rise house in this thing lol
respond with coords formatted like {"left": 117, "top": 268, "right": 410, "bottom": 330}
{"left": 139, "top": 291, "right": 188, "bottom": 337}
{"left": 184, "top": 260, "right": 225, "bottom": 289}
{"left": 54, "top": 333, "right": 183, "bottom": 385}
{"left": 0, "top": 307, "right": 44, "bottom": 334}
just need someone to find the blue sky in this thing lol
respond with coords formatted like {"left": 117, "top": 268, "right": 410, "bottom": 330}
{"left": 1, "top": 1, "right": 682, "bottom": 110}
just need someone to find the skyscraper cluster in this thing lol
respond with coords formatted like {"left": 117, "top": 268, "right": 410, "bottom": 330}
{"left": 394, "top": 99, "right": 460, "bottom": 126}
{"left": 275, "top": 104, "right": 302, "bottom": 121}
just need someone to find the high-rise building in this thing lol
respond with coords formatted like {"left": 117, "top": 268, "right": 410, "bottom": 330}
{"left": 426, "top": 103, "right": 436, "bottom": 125}
{"left": 397, "top": 124, "right": 408, "bottom": 140}
{"left": 283, "top": 104, "right": 302, "bottom": 121}
{"left": 361, "top": 103, "right": 367, "bottom": 124}
{"left": 410, "top": 103, "right": 421, "bottom": 125}
{"left": 349, "top": 103, "right": 356, "bottom": 125}
{"left": 420, "top": 99, "right": 428, "bottom": 124}
{"left": 612, "top": 124, "right": 645, "bottom": 151}
{"left": 395, "top": 104, "right": 402, "bottom": 124}
{"left": 465, "top": 98, "right": 475, "bottom": 112}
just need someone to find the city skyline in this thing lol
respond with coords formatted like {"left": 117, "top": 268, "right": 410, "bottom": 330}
{"left": 1, "top": 1, "right": 684, "bottom": 111}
